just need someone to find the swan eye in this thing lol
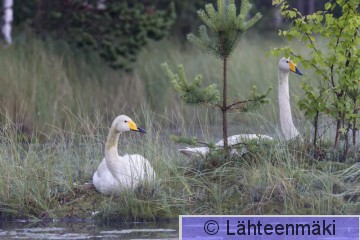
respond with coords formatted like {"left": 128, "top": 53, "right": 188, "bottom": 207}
{"left": 124, "top": 120, "right": 127, "bottom": 123}
{"left": 286, "top": 60, "right": 289, "bottom": 63}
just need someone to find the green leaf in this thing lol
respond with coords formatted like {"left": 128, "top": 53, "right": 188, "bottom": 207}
{"left": 325, "top": 3, "right": 332, "bottom": 10}
{"left": 289, "top": 10, "right": 297, "bottom": 18}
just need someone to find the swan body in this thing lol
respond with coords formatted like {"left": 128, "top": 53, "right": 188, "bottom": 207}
{"left": 92, "top": 115, "right": 155, "bottom": 195}
{"left": 179, "top": 134, "right": 273, "bottom": 158}
{"left": 178, "top": 147, "right": 211, "bottom": 158}
{"left": 214, "top": 134, "right": 273, "bottom": 146}
{"left": 179, "top": 58, "right": 302, "bottom": 159}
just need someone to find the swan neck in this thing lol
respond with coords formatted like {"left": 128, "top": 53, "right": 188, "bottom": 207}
{"left": 278, "top": 70, "right": 299, "bottom": 139}
{"left": 105, "top": 128, "right": 120, "bottom": 161}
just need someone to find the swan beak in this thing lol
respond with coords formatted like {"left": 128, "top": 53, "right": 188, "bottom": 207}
{"left": 294, "top": 66, "right": 303, "bottom": 75}
{"left": 137, "top": 127, "right": 146, "bottom": 133}
{"left": 128, "top": 121, "right": 146, "bottom": 133}
{"left": 289, "top": 61, "right": 303, "bottom": 75}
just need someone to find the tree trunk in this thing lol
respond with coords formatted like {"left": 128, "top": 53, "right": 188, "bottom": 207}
{"left": 274, "top": 8, "right": 282, "bottom": 28}
{"left": 342, "top": 127, "right": 350, "bottom": 162}
{"left": 297, "top": 0, "right": 305, "bottom": 15}
{"left": 307, "top": 0, "right": 315, "bottom": 14}
{"left": 353, "top": 122, "right": 357, "bottom": 146}
{"left": 97, "top": 0, "right": 106, "bottom": 10}
{"left": 334, "top": 117, "right": 341, "bottom": 148}
{"left": 1, "top": 0, "right": 13, "bottom": 44}
{"left": 222, "top": 57, "right": 228, "bottom": 154}
{"left": 352, "top": 101, "right": 357, "bottom": 146}
{"left": 313, "top": 110, "right": 319, "bottom": 147}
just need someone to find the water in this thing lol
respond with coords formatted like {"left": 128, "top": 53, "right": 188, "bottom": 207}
{"left": 0, "top": 220, "right": 178, "bottom": 239}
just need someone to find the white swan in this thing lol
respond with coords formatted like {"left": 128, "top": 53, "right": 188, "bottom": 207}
{"left": 179, "top": 57, "right": 302, "bottom": 158}
{"left": 278, "top": 57, "right": 302, "bottom": 139}
{"left": 93, "top": 115, "right": 155, "bottom": 195}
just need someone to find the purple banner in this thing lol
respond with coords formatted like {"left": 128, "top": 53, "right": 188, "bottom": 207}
{"left": 180, "top": 216, "right": 359, "bottom": 240}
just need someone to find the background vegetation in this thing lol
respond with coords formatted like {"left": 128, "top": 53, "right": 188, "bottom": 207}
{"left": 273, "top": 0, "right": 359, "bottom": 160}
{"left": 0, "top": 0, "right": 359, "bottom": 220}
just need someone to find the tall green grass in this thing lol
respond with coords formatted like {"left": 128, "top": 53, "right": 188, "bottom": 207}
{"left": 1, "top": 34, "right": 359, "bottom": 220}
{"left": 0, "top": 36, "right": 148, "bottom": 137}
{"left": 0, "top": 110, "right": 360, "bottom": 220}
{"left": 0, "top": 34, "right": 308, "bottom": 138}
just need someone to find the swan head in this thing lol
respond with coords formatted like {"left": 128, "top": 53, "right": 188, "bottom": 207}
{"left": 111, "top": 115, "right": 146, "bottom": 133}
{"left": 278, "top": 57, "right": 303, "bottom": 75}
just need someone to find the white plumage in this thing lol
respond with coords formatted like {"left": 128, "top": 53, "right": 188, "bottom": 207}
{"left": 179, "top": 134, "right": 272, "bottom": 158}
{"left": 93, "top": 115, "right": 155, "bottom": 195}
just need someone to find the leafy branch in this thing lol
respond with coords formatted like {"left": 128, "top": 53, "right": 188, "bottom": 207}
{"left": 272, "top": 0, "right": 360, "bottom": 158}
{"left": 161, "top": 62, "right": 220, "bottom": 105}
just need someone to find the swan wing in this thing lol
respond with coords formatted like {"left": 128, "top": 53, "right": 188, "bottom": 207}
{"left": 215, "top": 134, "right": 273, "bottom": 146}
{"left": 108, "top": 154, "right": 156, "bottom": 189}
{"left": 178, "top": 147, "right": 209, "bottom": 158}
{"left": 93, "top": 154, "right": 155, "bottom": 194}
{"left": 125, "top": 154, "right": 156, "bottom": 180}
{"left": 92, "top": 158, "right": 121, "bottom": 195}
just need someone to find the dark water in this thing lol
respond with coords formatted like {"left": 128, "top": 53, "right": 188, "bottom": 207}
{"left": 0, "top": 220, "right": 178, "bottom": 239}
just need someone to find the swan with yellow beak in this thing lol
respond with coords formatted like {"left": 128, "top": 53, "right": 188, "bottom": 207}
{"left": 92, "top": 115, "right": 155, "bottom": 195}
{"left": 278, "top": 57, "right": 302, "bottom": 139}
{"left": 179, "top": 57, "right": 303, "bottom": 158}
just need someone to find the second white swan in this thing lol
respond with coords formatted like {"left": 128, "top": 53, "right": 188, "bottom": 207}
{"left": 179, "top": 57, "right": 303, "bottom": 158}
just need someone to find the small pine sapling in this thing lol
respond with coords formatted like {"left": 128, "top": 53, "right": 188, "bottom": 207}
{"left": 163, "top": 0, "right": 271, "bottom": 155}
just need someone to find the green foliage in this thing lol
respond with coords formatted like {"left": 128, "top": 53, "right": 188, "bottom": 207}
{"left": 232, "top": 86, "right": 272, "bottom": 112}
{"left": 161, "top": 62, "right": 220, "bottom": 105}
{"left": 16, "top": 1, "right": 175, "bottom": 71}
{"left": 163, "top": 0, "right": 267, "bottom": 154}
{"left": 170, "top": 135, "right": 199, "bottom": 145}
{"left": 187, "top": 0, "right": 262, "bottom": 59}
{"left": 272, "top": 0, "right": 359, "bottom": 153}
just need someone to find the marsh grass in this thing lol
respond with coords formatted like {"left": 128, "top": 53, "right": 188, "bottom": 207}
{"left": 0, "top": 34, "right": 359, "bottom": 221}
{"left": 0, "top": 36, "right": 148, "bottom": 136}
{"left": 0, "top": 110, "right": 360, "bottom": 221}
{"left": 0, "top": 33, "right": 308, "bottom": 138}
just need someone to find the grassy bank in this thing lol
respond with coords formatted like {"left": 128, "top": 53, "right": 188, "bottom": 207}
{"left": 0, "top": 111, "right": 360, "bottom": 221}
{"left": 0, "top": 34, "right": 359, "bottom": 220}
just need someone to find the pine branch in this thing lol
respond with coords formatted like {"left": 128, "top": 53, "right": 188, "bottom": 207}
{"left": 170, "top": 135, "right": 198, "bottom": 145}
{"left": 187, "top": 0, "right": 262, "bottom": 59}
{"left": 228, "top": 86, "right": 272, "bottom": 112}
{"left": 161, "top": 62, "right": 220, "bottom": 105}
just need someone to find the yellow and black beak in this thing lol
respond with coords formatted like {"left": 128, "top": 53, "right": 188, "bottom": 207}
{"left": 289, "top": 61, "right": 303, "bottom": 75}
{"left": 128, "top": 121, "right": 146, "bottom": 133}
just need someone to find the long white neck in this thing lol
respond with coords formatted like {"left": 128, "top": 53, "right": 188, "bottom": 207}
{"left": 278, "top": 70, "right": 299, "bottom": 140}
{"left": 105, "top": 128, "right": 120, "bottom": 172}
